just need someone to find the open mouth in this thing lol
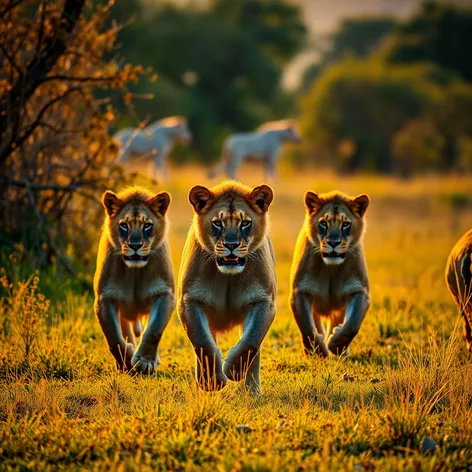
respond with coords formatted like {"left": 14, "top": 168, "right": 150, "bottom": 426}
{"left": 322, "top": 252, "right": 346, "bottom": 260}
{"left": 123, "top": 254, "right": 148, "bottom": 262}
{"left": 217, "top": 256, "right": 246, "bottom": 267}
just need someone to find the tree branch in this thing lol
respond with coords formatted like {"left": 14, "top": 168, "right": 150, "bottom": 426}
{"left": 0, "top": 0, "right": 85, "bottom": 167}
{"left": 9, "top": 179, "right": 88, "bottom": 192}
{"left": 41, "top": 74, "right": 115, "bottom": 83}
{"left": 0, "top": 87, "right": 82, "bottom": 164}
{"left": 0, "top": 0, "right": 28, "bottom": 18}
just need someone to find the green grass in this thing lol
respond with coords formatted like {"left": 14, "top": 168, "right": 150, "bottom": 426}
{"left": 1, "top": 166, "right": 472, "bottom": 471}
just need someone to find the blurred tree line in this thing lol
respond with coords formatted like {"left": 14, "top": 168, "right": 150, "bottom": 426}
{"left": 107, "top": 0, "right": 307, "bottom": 162}
{"left": 300, "top": 1, "right": 472, "bottom": 176}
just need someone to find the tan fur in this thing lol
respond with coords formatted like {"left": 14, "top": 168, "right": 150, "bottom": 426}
{"left": 445, "top": 229, "right": 472, "bottom": 352}
{"left": 94, "top": 186, "right": 175, "bottom": 373}
{"left": 290, "top": 191, "right": 370, "bottom": 356}
{"left": 178, "top": 181, "right": 276, "bottom": 393}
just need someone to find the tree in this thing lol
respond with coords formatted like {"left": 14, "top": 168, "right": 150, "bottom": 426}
{"left": 301, "top": 17, "right": 396, "bottom": 93}
{"left": 212, "top": 0, "right": 307, "bottom": 66}
{"left": 328, "top": 17, "right": 396, "bottom": 62}
{"left": 0, "top": 0, "right": 144, "bottom": 272}
{"left": 0, "top": 0, "right": 85, "bottom": 166}
{"left": 428, "top": 83, "right": 472, "bottom": 169}
{"left": 300, "top": 60, "right": 437, "bottom": 172}
{"left": 384, "top": 2, "right": 472, "bottom": 82}
{"left": 391, "top": 118, "right": 445, "bottom": 178}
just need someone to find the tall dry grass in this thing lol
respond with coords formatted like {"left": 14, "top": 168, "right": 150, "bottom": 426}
{"left": 1, "top": 168, "right": 472, "bottom": 470}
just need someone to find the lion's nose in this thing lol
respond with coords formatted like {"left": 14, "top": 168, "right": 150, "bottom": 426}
{"left": 223, "top": 242, "right": 240, "bottom": 251}
{"left": 328, "top": 239, "right": 341, "bottom": 248}
{"left": 130, "top": 242, "right": 143, "bottom": 251}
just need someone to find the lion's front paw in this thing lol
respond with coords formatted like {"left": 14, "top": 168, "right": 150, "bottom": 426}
{"left": 224, "top": 345, "right": 258, "bottom": 382}
{"left": 131, "top": 352, "right": 159, "bottom": 375}
{"left": 327, "top": 327, "right": 355, "bottom": 356}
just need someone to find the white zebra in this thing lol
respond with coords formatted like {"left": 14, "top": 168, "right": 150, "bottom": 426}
{"left": 114, "top": 116, "right": 192, "bottom": 181}
{"left": 210, "top": 120, "right": 301, "bottom": 181}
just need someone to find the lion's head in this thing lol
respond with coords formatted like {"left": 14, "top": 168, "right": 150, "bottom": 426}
{"left": 102, "top": 186, "right": 171, "bottom": 268}
{"left": 189, "top": 181, "right": 273, "bottom": 275}
{"left": 304, "top": 191, "right": 370, "bottom": 266}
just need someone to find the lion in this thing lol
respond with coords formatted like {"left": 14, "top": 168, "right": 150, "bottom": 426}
{"left": 93, "top": 186, "right": 175, "bottom": 374}
{"left": 445, "top": 229, "right": 472, "bottom": 352}
{"left": 178, "top": 181, "right": 276, "bottom": 393}
{"left": 289, "top": 191, "right": 370, "bottom": 357}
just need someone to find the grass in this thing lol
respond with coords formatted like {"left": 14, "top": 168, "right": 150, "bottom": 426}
{"left": 1, "top": 165, "right": 472, "bottom": 471}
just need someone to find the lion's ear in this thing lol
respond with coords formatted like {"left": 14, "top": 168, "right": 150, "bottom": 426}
{"left": 304, "top": 191, "right": 323, "bottom": 214}
{"left": 351, "top": 194, "right": 370, "bottom": 217}
{"left": 148, "top": 191, "right": 171, "bottom": 217}
{"left": 189, "top": 185, "right": 214, "bottom": 214}
{"left": 248, "top": 184, "right": 273, "bottom": 214}
{"left": 102, "top": 191, "right": 122, "bottom": 217}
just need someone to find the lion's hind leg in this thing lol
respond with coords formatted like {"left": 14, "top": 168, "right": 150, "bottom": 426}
{"left": 95, "top": 300, "right": 134, "bottom": 371}
{"left": 120, "top": 318, "right": 136, "bottom": 347}
{"left": 458, "top": 297, "right": 472, "bottom": 353}
{"left": 328, "top": 310, "right": 345, "bottom": 335}
{"left": 328, "top": 292, "right": 369, "bottom": 356}
{"left": 312, "top": 311, "right": 329, "bottom": 357}
{"left": 291, "top": 290, "right": 328, "bottom": 358}
{"left": 459, "top": 253, "right": 472, "bottom": 352}
{"left": 463, "top": 314, "right": 472, "bottom": 353}
{"left": 133, "top": 320, "right": 143, "bottom": 338}
{"left": 132, "top": 293, "right": 174, "bottom": 375}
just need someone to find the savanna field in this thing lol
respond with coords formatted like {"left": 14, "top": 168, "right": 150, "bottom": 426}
{"left": 1, "top": 165, "right": 472, "bottom": 471}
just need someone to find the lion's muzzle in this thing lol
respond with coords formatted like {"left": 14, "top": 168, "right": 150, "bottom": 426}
{"left": 122, "top": 243, "right": 150, "bottom": 268}
{"left": 215, "top": 243, "right": 248, "bottom": 274}
{"left": 123, "top": 254, "right": 149, "bottom": 262}
{"left": 321, "top": 249, "right": 346, "bottom": 265}
{"left": 217, "top": 255, "right": 246, "bottom": 268}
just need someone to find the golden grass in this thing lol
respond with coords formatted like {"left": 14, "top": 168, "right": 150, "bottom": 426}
{"left": 1, "top": 166, "right": 472, "bottom": 471}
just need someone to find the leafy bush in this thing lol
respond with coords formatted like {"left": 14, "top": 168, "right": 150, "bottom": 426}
{"left": 300, "top": 60, "right": 439, "bottom": 172}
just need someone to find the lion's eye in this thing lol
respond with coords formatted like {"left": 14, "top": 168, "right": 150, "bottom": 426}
{"left": 119, "top": 222, "right": 128, "bottom": 232}
{"left": 212, "top": 220, "right": 223, "bottom": 228}
{"left": 143, "top": 222, "right": 153, "bottom": 231}
{"left": 241, "top": 220, "right": 251, "bottom": 228}
{"left": 342, "top": 222, "right": 351, "bottom": 230}
{"left": 319, "top": 221, "right": 328, "bottom": 230}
